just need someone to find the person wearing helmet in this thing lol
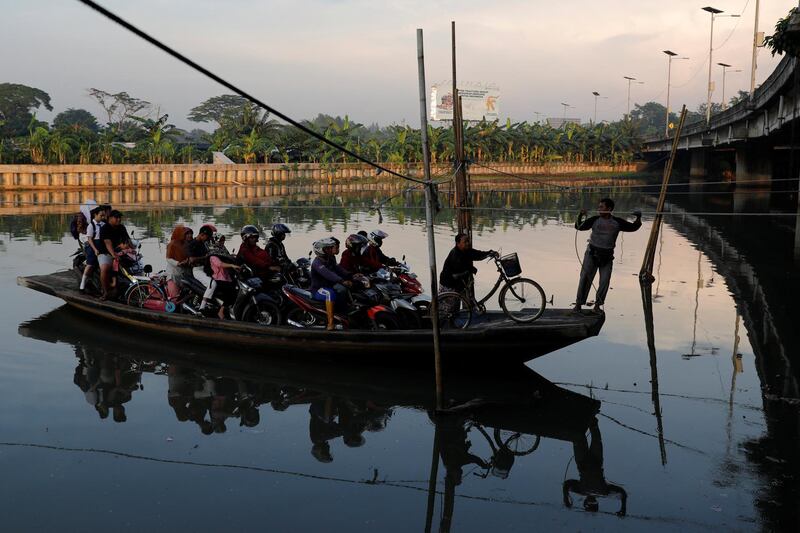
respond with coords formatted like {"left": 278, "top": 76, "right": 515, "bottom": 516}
{"left": 310, "top": 237, "right": 353, "bottom": 330}
{"left": 439, "top": 233, "right": 498, "bottom": 293}
{"left": 266, "top": 223, "right": 292, "bottom": 269}
{"left": 236, "top": 225, "right": 280, "bottom": 280}
{"left": 188, "top": 224, "right": 217, "bottom": 309}
{"left": 340, "top": 233, "right": 382, "bottom": 273}
{"left": 366, "top": 229, "right": 399, "bottom": 267}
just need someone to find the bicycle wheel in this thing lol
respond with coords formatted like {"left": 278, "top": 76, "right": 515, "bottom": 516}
{"left": 499, "top": 278, "right": 546, "bottom": 323}
{"left": 494, "top": 428, "right": 541, "bottom": 456}
{"left": 435, "top": 291, "right": 472, "bottom": 329}
{"left": 125, "top": 282, "right": 167, "bottom": 308}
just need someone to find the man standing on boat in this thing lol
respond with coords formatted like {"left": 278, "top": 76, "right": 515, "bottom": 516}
{"left": 573, "top": 198, "right": 641, "bottom": 313}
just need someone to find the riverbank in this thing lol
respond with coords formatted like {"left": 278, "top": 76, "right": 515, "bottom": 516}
{"left": 0, "top": 162, "right": 646, "bottom": 190}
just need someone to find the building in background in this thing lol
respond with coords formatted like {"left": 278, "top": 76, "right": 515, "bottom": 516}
{"left": 546, "top": 117, "right": 581, "bottom": 129}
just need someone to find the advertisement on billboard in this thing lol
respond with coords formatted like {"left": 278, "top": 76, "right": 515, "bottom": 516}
{"left": 430, "top": 81, "right": 500, "bottom": 122}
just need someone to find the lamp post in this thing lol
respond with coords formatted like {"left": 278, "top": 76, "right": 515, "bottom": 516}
{"left": 623, "top": 76, "right": 644, "bottom": 120}
{"left": 750, "top": 0, "right": 761, "bottom": 97}
{"left": 592, "top": 92, "right": 608, "bottom": 124}
{"left": 561, "top": 102, "right": 571, "bottom": 123}
{"left": 718, "top": 63, "right": 742, "bottom": 109}
{"left": 703, "top": 6, "right": 740, "bottom": 124}
{"left": 663, "top": 50, "right": 689, "bottom": 136}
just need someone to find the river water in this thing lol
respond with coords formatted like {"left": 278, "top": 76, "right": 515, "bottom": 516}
{"left": 0, "top": 179, "right": 798, "bottom": 531}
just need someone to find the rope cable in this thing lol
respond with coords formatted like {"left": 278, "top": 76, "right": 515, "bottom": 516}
{"left": 73, "top": 0, "right": 425, "bottom": 185}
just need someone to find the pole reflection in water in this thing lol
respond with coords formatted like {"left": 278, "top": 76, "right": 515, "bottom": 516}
{"left": 640, "top": 280, "right": 668, "bottom": 466}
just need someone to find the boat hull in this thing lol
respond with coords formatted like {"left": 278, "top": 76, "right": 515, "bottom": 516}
{"left": 17, "top": 270, "right": 604, "bottom": 366}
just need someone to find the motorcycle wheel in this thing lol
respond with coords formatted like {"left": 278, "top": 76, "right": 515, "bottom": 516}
{"left": 373, "top": 311, "right": 400, "bottom": 331}
{"left": 287, "top": 308, "right": 318, "bottom": 328}
{"left": 243, "top": 301, "right": 282, "bottom": 326}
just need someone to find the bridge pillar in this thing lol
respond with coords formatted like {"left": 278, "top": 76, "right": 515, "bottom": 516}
{"left": 735, "top": 144, "right": 773, "bottom": 186}
{"left": 689, "top": 149, "right": 709, "bottom": 179}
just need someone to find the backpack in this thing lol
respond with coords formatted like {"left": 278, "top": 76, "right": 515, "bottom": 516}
{"left": 69, "top": 212, "right": 88, "bottom": 240}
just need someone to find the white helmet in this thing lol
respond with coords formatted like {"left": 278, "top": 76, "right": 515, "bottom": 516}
{"left": 312, "top": 237, "right": 337, "bottom": 258}
{"left": 368, "top": 230, "right": 388, "bottom": 247}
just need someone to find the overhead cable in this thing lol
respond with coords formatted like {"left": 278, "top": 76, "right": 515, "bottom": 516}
{"left": 73, "top": 0, "right": 425, "bottom": 184}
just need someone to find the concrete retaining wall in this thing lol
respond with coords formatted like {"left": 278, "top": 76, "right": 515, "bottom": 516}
{"left": 0, "top": 162, "right": 645, "bottom": 190}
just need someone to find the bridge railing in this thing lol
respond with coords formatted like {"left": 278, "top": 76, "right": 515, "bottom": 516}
{"left": 643, "top": 55, "right": 796, "bottom": 144}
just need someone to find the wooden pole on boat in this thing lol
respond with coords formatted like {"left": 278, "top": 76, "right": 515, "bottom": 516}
{"left": 418, "top": 28, "right": 444, "bottom": 411}
{"left": 451, "top": 21, "right": 471, "bottom": 238}
{"left": 639, "top": 105, "right": 687, "bottom": 282}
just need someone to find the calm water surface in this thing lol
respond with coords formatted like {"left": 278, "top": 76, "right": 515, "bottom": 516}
{"left": 0, "top": 182, "right": 798, "bottom": 531}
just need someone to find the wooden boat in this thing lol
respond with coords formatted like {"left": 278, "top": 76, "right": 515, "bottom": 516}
{"left": 17, "top": 270, "right": 604, "bottom": 366}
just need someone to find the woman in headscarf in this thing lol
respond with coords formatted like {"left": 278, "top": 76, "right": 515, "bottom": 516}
{"left": 166, "top": 225, "right": 194, "bottom": 299}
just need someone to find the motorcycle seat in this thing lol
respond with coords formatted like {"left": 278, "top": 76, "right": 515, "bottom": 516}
{"left": 286, "top": 286, "right": 314, "bottom": 300}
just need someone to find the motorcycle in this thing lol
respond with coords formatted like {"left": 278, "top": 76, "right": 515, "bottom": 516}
{"left": 369, "top": 268, "right": 427, "bottom": 329}
{"left": 176, "top": 264, "right": 281, "bottom": 325}
{"left": 72, "top": 232, "right": 159, "bottom": 303}
{"left": 282, "top": 275, "right": 400, "bottom": 330}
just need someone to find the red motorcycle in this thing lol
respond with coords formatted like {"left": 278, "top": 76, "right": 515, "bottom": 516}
{"left": 282, "top": 277, "right": 400, "bottom": 330}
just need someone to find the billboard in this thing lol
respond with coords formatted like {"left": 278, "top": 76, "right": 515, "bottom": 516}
{"left": 430, "top": 81, "right": 500, "bottom": 122}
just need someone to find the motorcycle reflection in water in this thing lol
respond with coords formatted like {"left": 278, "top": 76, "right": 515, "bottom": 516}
{"left": 19, "top": 305, "right": 628, "bottom": 526}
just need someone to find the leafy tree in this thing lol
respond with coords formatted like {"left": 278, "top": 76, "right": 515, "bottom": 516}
{"left": 764, "top": 7, "right": 800, "bottom": 57}
{"left": 0, "top": 83, "right": 52, "bottom": 137}
{"left": 727, "top": 90, "right": 750, "bottom": 107}
{"left": 53, "top": 108, "right": 100, "bottom": 133}
{"left": 629, "top": 102, "right": 677, "bottom": 137}
{"left": 188, "top": 95, "right": 253, "bottom": 126}
{"left": 87, "top": 88, "right": 150, "bottom": 135}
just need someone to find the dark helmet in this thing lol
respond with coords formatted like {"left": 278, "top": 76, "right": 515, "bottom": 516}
{"left": 198, "top": 223, "right": 217, "bottom": 237}
{"left": 345, "top": 233, "right": 368, "bottom": 255}
{"left": 240, "top": 225, "right": 260, "bottom": 240}
{"left": 271, "top": 223, "right": 291, "bottom": 241}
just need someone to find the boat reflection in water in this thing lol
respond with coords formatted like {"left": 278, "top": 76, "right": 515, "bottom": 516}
{"left": 19, "top": 305, "right": 626, "bottom": 526}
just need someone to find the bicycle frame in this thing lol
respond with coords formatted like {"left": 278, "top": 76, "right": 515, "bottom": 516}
{"left": 465, "top": 257, "right": 516, "bottom": 311}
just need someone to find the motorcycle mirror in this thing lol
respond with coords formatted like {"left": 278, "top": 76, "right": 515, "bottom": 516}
{"left": 402, "top": 254, "right": 405, "bottom": 261}
{"left": 144, "top": 264, "right": 153, "bottom": 274}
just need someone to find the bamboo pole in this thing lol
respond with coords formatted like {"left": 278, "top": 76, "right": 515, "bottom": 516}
{"left": 639, "top": 105, "right": 688, "bottom": 281}
{"left": 417, "top": 28, "right": 444, "bottom": 411}
{"left": 451, "top": 21, "right": 471, "bottom": 238}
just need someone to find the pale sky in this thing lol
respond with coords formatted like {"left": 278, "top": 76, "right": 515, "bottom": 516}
{"left": 2, "top": 0, "right": 794, "bottom": 130}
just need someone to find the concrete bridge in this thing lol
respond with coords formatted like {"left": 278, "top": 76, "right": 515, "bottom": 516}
{"left": 643, "top": 55, "right": 800, "bottom": 185}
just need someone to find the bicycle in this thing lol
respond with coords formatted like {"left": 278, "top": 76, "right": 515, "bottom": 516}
{"left": 436, "top": 252, "right": 546, "bottom": 329}
{"left": 469, "top": 422, "right": 541, "bottom": 480}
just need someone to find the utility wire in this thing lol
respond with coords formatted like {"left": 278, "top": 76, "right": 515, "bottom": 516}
{"left": 73, "top": 0, "right": 425, "bottom": 185}
{"left": 714, "top": 0, "right": 751, "bottom": 52}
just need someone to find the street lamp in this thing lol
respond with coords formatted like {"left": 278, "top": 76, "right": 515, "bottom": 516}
{"left": 560, "top": 102, "right": 572, "bottom": 124}
{"left": 717, "top": 63, "right": 742, "bottom": 109}
{"left": 592, "top": 91, "right": 608, "bottom": 124}
{"left": 749, "top": 0, "right": 763, "bottom": 98}
{"left": 663, "top": 50, "right": 689, "bottom": 136}
{"left": 702, "top": 6, "right": 740, "bottom": 124}
{"left": 623, "top": 76, "right": 644, "bottom": 120}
